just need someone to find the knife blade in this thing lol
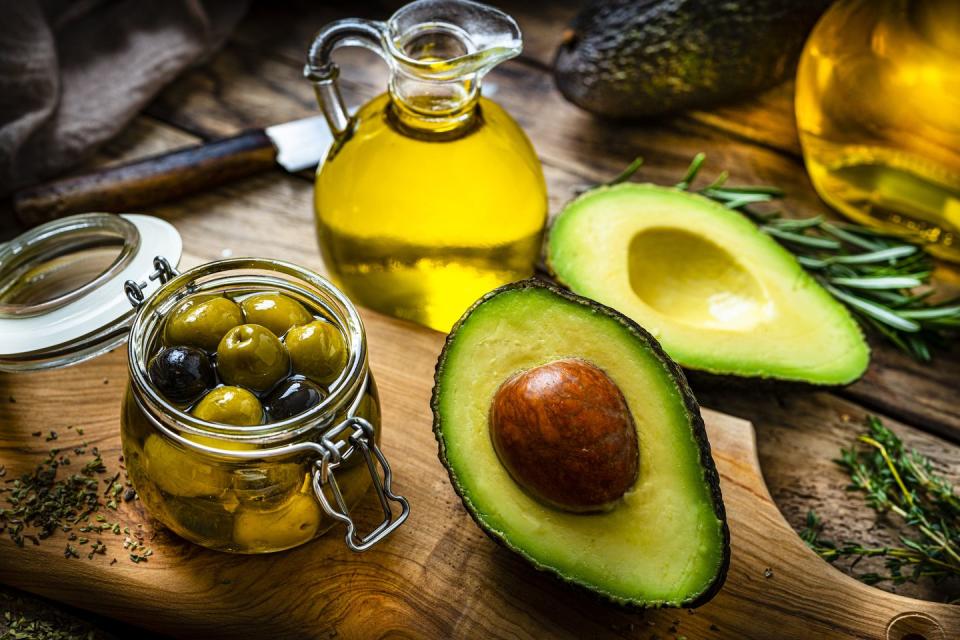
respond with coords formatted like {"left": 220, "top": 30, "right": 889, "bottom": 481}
{"left": 12, "top": 115, "right": 334, "bottom": 228}
{"left": 266, "top": 115, "right": 334, "bottom": 173}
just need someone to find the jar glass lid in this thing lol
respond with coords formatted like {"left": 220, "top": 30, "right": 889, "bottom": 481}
{"left": 0, "top": 213, "right": 182, "bottom": 372}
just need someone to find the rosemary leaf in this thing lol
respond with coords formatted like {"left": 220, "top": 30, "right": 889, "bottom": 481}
{"left": 702, "top": 170, "right": 730, "bottom": 191}
{"left": 767, "top": 216, "right": 826, "bottom": 231}
{"left": 797, "top": 256, "right": 828, "bottom": 269}
{"left": 823, "top": 245, "right": 918, "bottom": 265}
{"left": 702, "top": 183, "right": 785, "bottom": 196}
{"left": 761, "top": 226, "right": 842, "bottom": 249}
{"left": 675, "top": 152, "right": 707, "bottom": 189}
{"left": 865, "top": 289, "right": 930, "bottom": 307}
{"left": 607, "top": 156, "right": 645, "bottom": 186}
{"left": 825, "top": 285, "right": 921, "bottom": 332}
{"left": 898, "top": 306, "right": 960, "bottom": 320}
{"left": 820, "top": 222, "right": 886, "bottom": 251}
{"left": 706, "top": 189, "right": 776, "bottom": 209}
{"left": 829, "top": 276, "right": 925, "bottom": 290}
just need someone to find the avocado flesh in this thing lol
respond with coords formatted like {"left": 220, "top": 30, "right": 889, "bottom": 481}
{"left": 548, "top": 184, "right": 870, "bottom": 385}
{"left": 433, "top": 281, "right": 728, "bottom": 607}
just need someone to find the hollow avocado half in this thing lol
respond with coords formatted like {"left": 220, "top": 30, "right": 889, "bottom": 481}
{"left": 547, "top": 184, "right": 870, "bottom": 385}
{"left": 432, "top": 280, "right": 729, "bottom": 608}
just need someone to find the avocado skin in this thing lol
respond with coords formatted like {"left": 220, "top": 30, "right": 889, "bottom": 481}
{"left": 554, "top": 0, "right": 833, "bottom": 118}
{"left": 431, "top": 278, "right": 730, "bottom": 609}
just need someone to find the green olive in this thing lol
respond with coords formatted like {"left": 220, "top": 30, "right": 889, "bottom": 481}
{"left": 165, "top": 295, "right": 244, "bottom": 351}
{"left": 240, "top": 293, "right": 312, "bottom": 337}
{"left": 232, "top": 464, "right": 305, "bottom": 509}
{"left": 216, "top": 324, "right": 290, "bottom": 392}
{"left": 192, "top": 386, "right": 264, "bottom": 426}
{"left": 160, "top": 490, "right": 237, "bottom": 545}
{"left": 283, "top": 320, "right": 347, "bottom": 384}
{"left": 232, "top": 492, "right": 320, "bottom": 551}
{"left": 142, "top": 434, "right": 230, "bottom": 498}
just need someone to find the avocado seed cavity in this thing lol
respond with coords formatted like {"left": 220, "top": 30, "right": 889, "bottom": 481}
{"left": 489, "top": 358, "right": 639, "bottom": 513}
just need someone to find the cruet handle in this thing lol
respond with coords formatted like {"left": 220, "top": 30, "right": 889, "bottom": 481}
{"left": 304, "top": 19, "right": 389, "bottom": 138}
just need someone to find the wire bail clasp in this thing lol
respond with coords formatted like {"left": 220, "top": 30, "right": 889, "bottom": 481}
{"left": 312, "top": 416, "right": 409, "bottom": 552}
{"left": 125, "top": 256, "right": 178, "bottom": 308}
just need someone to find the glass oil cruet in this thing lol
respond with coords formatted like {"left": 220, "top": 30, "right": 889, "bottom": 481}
{"left": 305, "top": 0, "right": 548, "bottom": 332}
{"left": 796, "top": 0, "right": 960, "bottom": 261}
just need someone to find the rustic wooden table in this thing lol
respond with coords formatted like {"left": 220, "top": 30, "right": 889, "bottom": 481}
{"left": 1, "top": 1, "right": 958, "bottom": 636}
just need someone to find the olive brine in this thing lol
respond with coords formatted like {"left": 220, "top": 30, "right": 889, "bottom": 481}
{"left": 149, "top": 292, "right": 347, "bottom": 425}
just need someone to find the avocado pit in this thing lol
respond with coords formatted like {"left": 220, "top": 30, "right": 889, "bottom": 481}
{"left": 489, "top": 358, "right": 639, "bottom": 512}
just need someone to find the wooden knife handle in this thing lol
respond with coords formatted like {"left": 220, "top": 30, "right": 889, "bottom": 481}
{"left": 13, "top": 129, "right": 278, "bottom": 227}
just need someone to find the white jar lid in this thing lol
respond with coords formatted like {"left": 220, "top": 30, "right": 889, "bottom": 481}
{"left": 0, "top": 213, "right": 182, "bottom": 371}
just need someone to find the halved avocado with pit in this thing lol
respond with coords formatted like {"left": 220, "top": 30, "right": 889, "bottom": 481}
{"left": 432, "top": 280, "right": 729, "bottom": 608}
{"left": 547, "top": 184, "right": 870, "bottom": 385}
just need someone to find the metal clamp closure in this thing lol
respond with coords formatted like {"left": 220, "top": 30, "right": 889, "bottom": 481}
{"left": 312, "top": 416, "right": 409, "bottom": 552}
{"left": 125, "top": 256, "right": 178, "bottom": 308}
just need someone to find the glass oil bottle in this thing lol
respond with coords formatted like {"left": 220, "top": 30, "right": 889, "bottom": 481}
{"left": 305, "top": 0, "right": 547, "bottom": 331}
{"left": 796, "top": 0, "right": 960, "bottom": 261}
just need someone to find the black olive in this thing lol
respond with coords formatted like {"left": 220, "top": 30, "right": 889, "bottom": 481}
{"left": 148, "top": 346, "right": 216, "bottom": 404}
{"left": 264, "top": 378, "right": 326, "bottom": 421}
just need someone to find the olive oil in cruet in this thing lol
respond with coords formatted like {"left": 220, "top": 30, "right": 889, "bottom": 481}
{"left": 305, "top": 0, "right": 547, "bottom": 331}
{"left": 796, "top": 0, "right": 960, "bottom": 261}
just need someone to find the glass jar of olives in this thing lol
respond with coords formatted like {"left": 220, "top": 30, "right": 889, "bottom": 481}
{"left": 121, "top": 258, "right": 408, "bottom": 553}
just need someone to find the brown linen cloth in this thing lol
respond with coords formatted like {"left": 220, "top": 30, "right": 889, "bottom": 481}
{"left": 0, "top": 0, "right": 250, "bottom": 198}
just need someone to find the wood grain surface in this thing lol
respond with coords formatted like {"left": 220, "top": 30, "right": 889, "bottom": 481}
{"left": 1, "top": 317, "right": 958, "bottom": 640}
{"left": 1, "top": 0, "right": 959, "bottom": 635}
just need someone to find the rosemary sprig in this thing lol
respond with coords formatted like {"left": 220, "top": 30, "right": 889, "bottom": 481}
{"left": 800, "top": 417, "right": 960, "bottom": 590}
{"left": 612, "top": 154, "right": 960, "bottom": 360}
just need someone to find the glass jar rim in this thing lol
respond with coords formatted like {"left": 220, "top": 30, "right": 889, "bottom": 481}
{"left": 127, "top": 258, "right": 368, "bottom": 449}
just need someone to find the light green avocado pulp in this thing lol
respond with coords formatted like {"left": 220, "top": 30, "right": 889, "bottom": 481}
{"left": 435, "top": 285, "right": 726, "bottom": 606}
{"left": 548, "top": 184, "right": 870, "bottom": 384}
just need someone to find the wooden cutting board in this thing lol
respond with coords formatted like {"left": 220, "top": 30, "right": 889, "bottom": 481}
{"left": 0, "top": 309, "right": 957, "bottom": 640}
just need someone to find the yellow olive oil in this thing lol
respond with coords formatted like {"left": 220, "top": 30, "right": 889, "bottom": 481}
{"left": 314, "top": 93, "right": 547, "bottom": 332}
{"left": 796, "top": 0, "right": 960, "bottom": 261}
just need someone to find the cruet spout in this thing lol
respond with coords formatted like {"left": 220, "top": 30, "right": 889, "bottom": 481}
{"left": 385, "top": 0, "right": 521, "bottom": 81}
{"left": 305, "top": 0, "right": 521, "bottom": 138}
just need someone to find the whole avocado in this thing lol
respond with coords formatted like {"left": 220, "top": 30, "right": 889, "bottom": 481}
{"left": 554, "top": 0, "right": 834, "bottom": 118}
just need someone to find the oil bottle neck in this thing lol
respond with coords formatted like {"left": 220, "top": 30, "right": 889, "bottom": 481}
{"left": 388, "top": 69, "right": 480, "bottom": 138}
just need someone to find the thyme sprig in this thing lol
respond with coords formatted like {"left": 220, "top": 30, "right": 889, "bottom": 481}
{"left": 800, "top": 417, "right": 960, "bottom": 590}
{"left": 610, "top": 154, "right": 960, "bottom": 360}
